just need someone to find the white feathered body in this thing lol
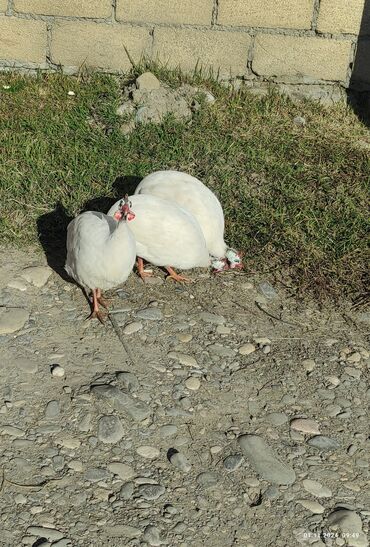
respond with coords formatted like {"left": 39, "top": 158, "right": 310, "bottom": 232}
{"left": 107, "top": 195, "right": 210, "bottom": 269}
{"left": 135, "top": 170, "right": 227, "bottom": 258}
{"left": 65, "top": 211, "right": 136, "bottom": 290}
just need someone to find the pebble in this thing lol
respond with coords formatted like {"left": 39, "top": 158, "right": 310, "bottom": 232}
{"left": 14, "top": 357, "right": 38, "bottom": 374}
{"left": 57, "top": 437, "right": 80, "bottom": 449}
{"left": 91, "top": 384, "right": 150, "bottom": 422}
{"left": 185, "top": 377, "right": 200, "bottom": 391}
{"left": 45, "top": 400, "right": 60, "bottom": 418}
{"left": 207, "top": 343, "right": 236, "bottom": 357}
{"left": 68, "top": 460, "right": 83, "bottom": 472}
{"left": 302, "top": 359, "right": 316, "bottom": 372}
{"left": 136, "top": 308, "right": 163, "bottom": 321}
{"left": 143, "top": 525, "right": 162, "bottom": 546}
{"left": 168, "top": 352, "right": 198, "bottom": 368}
{"left": 120, "top": 482, "right": 134, "bottom": 500}
{"left": 198, "top": 312, "right": 225, "bottom": 325}
{"left": 306, "top": 436, "right": 340, "bottom": 450}
{"left": 346, "top": 352, "right": 361, "bottom": 363}
{"left": 265, "top": 412, "right": 288, "bottom": 426}
{"left": 293, "top": 116, "right": 306, "bottom": 126}
{"left": 85, "top": 467, "right": 111, "bottom": 482}
{"left": 344, "top": 367, "right": 361, "bottom": 379}
{"left": 290, "top": 418, "right": 320, "bottom": 435}
{"left": 238, "top": 343, "right": 256, "bottom": 355}
{"left": 122, "top": 322, "right": 143, "bottom": 335}
{"left": 108, "top": 462, "right": 135, "bottom": 481}
{"left": 177, "top": 333, "right": 192, "bottom": 343}
{"left": 223, "top": 454, "right": 244, "bottom": 471}
{"left": 327, "top": 509, "right": 367, "bottom": 546}
{"left": 0, "top": 308, "right": 29, "bottom": 334}
{"left": 196, "top": 472, "right": 219, "bottom": 488}
{"left": 238, "top": 434, "right": 296, "bottom": 485}
{"left": 21, "top": 266, "right": 52, "bottom": 287}
{"left": 296, "top": 499, "right": 325, "bottom": 514}
{"left": 302, "top": 479, "right": 332, "bottom": 498}
{"left": 97, "top": 415, "right": 124, "bottom": 444}
{"left": 136, "top": 445, "right": 160, "bottom": 459}
{"left": 26, "top": 527, "right": 64, "bottom": 541}
{"left": 105, "top": 524, "right": 141, "bottom": 538}
{"left": 258, "top": 282, "right": 277, "bottom": 299}
{"left": 7, "top": 278, "right": 28, "bottom": 291}
{"left": 137, "top": 483, "right": 165, "bottom": 500}
{"left": 136, "top": 72, "right": 161, "bottom": 90}
{"left": 170, "top": 452, "right": 191, "bottom": 473}
{"left": 160, "top": 424, "right": 178, "bottom": 437}
{"left": 51, "top": 365, "right": 65, "bottom": 377}
{"left": 1, "top": 425, "right": 25, "bottom": 437}
{"left": 116, "top": 372, "right": 139, "bottom": 391}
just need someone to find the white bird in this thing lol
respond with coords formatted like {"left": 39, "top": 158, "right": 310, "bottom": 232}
{"left": 65, "top": 196, "right": 136, "bottom": 322}
{"left": 134, "top": 170, "right": 243, "bottom": 271}
{"left": 107, "top": 194, "right": 210, "bottom": 282}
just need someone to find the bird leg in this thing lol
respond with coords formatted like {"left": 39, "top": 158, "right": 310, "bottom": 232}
{"left": 137, "top": 257, "right": 154, "bottom": 281}
{"left": 87, "top": 288, "right": 106, "bottom": 324}
{"left": 96, "top": 288, "right": 111, "bottom": 310}
{"left": 165, "top": 266, "right": 191, "bottom": 283}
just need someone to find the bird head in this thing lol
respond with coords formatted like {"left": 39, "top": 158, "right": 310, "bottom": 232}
{"left": 113, "top": 194, "right": 135, "bottom": 222}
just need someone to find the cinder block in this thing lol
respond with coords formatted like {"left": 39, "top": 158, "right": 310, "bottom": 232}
{"left": 50, "top": 22, "right": 152, "bottom": 71}
{"left": 317, "top": 0, "right": 365, "bottom": 35}
{"left": 218, "top": 0, "right": 314, "bottom": 29}
{"left": 153, "top": 28, "right": 251, "bottom": 78}
{"left": 14, "top": 0, "right": 112, "bottom": 18}
{"left": 0, "top": 17, "right": 47, "bottom": 63}
{"left": 117, "top": 0, "right": 213, "bottom": 25}
{"left": 253, "top": 34, "right": 352, "bottom": 82}
{"left": 0, "top": 1, "right": 8, "bottom": 13}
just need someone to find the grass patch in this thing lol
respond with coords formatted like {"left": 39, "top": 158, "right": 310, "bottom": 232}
{"left": 0, "top": 66, "right": 369, "bottom": 301}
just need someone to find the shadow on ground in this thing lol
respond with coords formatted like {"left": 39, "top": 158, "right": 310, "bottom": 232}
{"left": 347, "top": 0, "right": 370, "bottom": 126}
{"left": 36, "top": 175, "right": 142, "bottom": 279}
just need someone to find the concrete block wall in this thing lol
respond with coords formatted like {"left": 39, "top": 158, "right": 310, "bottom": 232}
{"left": 0, "top": 0, "right": 368, "bottom": 97}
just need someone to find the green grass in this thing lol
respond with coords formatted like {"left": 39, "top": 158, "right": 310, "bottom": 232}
{"left": 0, "top": 64, "right": 369, "bottom": 301}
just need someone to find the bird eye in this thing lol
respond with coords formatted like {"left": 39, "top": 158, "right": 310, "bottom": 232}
{"left": 129, "top": 201, "right": 132, "bottom": 208}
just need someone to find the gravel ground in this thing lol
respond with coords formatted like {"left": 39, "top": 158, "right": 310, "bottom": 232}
{"left": 0, "top": 248, "right": 369, "bottom": 547}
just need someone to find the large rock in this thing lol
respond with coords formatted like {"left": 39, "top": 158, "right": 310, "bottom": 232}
{"left": 91, "top": 384, "right": 150, "bottom": 422}
{"left": 238, "top": 434, "right": 296, "bottom": 485}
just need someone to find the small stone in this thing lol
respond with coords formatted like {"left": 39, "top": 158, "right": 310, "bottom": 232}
{"left": 122, "top": 322, "right": 143, "bottom": 335}
{"left": 302, "top": 359, "right": 316, "bottom": 372}
{"left": 177, "top": 333, "right": 193, "bottom": 343}
{"left": 116, "top": 372, "right": 139, "bottom": 391}
{"left": 57, "top": 437, "right": 80, "bottom": 449}
{"left": 173, "top": 522, "right": 187, "bottom": 534}
{"left": 91, "top": 384, "right": 150, "bottom": 422}
{"left": 98, "top": 415, "right": 124, "bottom": 444}
{"left": 265, "top": 412, "right": 288, "bottom": 426}
{"left": 138, "top": 484, "right": 165, "bottom": 500}
{"left": 223, "top": 454, "right": 244, "bottom": 471}
{"left": 160, "top": 424, "right": 177, "bottom": 437}
{"left": 239, "top": 343, "right": 256, "bottom": 356}
{"left": 346, "top": 352, "right": 361, "bottom": 363}
{"left": 137, "top": 445, "right": 160, "bottom": 459}
{"left": 168, "top": 352, "right": 198, "bottom": 368}
{"left": 120, "top": 482, "right": 134, "bottom": 500}
{"left": 51, "top": 365, "right": 65, "bottom": 377}
{"left": 290, "top": 418, "right": 320, "bottom": 435}
{"left": 254, "top": 337, "right": 271, "bottom": 346}
{"left": 105, "top": 524, "right": 140, "bottom": 539}
{"left": 185, "top": 377, "right": 200, "bottom": 391}
{"left": 170, "top": 452, "right": 191, "bottom": 473}
{"left": 198, "top": 312, "right": 225, "bottom": 325}
{"left": 344, "top": 367, "right": 361, "bottom": 379}
{"left": 85, "top": 467, "right": 111, "bottom": 482}
{"left": 238, "top": 434, "right": 296, "bottom": 485}
{"left": 258, "top": 282, "right": 277, "bottom": 299}
{"left": 68, "top": 460, "right": 83, "bottom": 472}
{"left": 1, "top": 425, "right": 25, "bottom": 437}
{"left": 136, "top": 72, "right": 161, "bottom": 90}
{"left": 197, "top": 471, "right": 219, "bottom": 488}
{"left": 14, "top": 358, "right": 38, "bottom": 374}
{"left": 45, "top": 400, "right": 60, "bottom": 418}
{"left": 216, "top": 325, "right": 231, "bottom": 334}
{"left": 26, "top": 527, "right": 64, "bottom": 541}
{"left": 21, "top": 266, "right": 52, "bottom": 287}
{"left": 14, "top": 493, "right": 27, "bottom": 504}
{"left": 136, "top": 308, "right": 163, "bottom": 321}
{"left": 207, "top": 343, "right": 236, "bottom": 357}
{"left": 203, "top": 90, "right": 216, "bottom": 103}
{"left": 7, "top": 279, "right": 28, "bottom": 291}
{"left": 302, "top": 479, "right": 332, "bottom": 498}
{"left": 108, "top": 462, "right": 135, "bottom": 481}
{"left": 293, "top": 116, "right": 306, "bottom": 126}
{"left": 307, "top": 436, "right": 340, "bottom": 451}
{"left": 296, "top": 499, "right": 325, "bottom": 514}
{"left": 327, "top": 509, "right": 367, "bottom": 547}
{"left": 143, "top": 525, "right": 162, "bottom": 546}
{"left": 0, "top": 308, "right": 29, "bottom": 334}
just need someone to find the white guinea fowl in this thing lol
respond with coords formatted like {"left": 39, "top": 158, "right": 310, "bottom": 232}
{"left": 107, "top": 194, "right": 210, "bottom": 282}
{"left": 134, "top": 170, "right": 243, "bottom": 271}
{"left": 65, "top": 196, "right": 136, "bottom": 322}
